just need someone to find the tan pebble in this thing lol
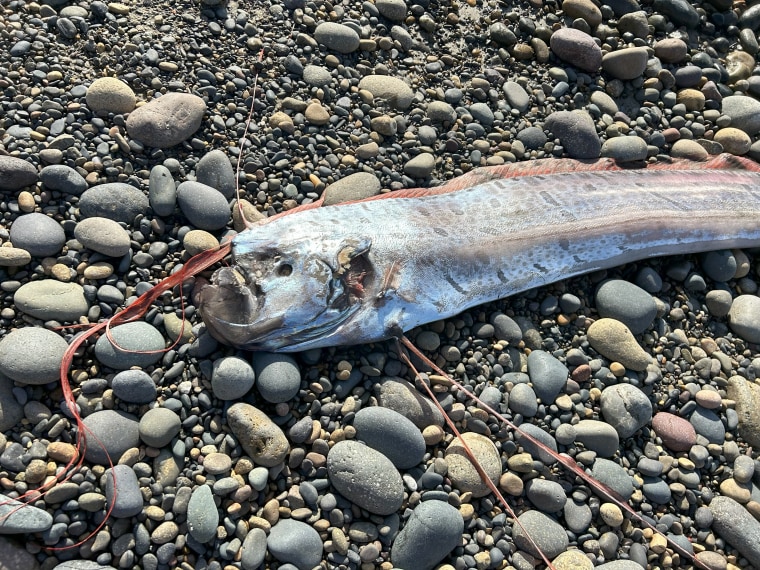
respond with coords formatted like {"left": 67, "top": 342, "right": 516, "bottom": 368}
{"left": 649, "top": 532, "right": 668, "bottom": 553}
{"left": 183, "top": 230, "right": 219, "bottom": 256}
{"left": 654, "top": 38, "right": 688, "bottom": 63}
{"left": 261, "top": 499, "right": 280, "bottom": 525}
{"left": 107, "top": 2, "right": 130, "bottom": 15}
{"left": 18, "top": 191, "right": 36, "bottom": 212}
{"left": 164, "top": 313, "right": 194, "bottom": 345}
{"left": 0, "top": 246, "right": 31, "bottom": 267}
{"left": 332, "top": 528, "right": 349, "bottom": 555}
{"left": 24, "top": 459, "right": 48, "bottom": 484}
{"left": 305, "top": 102, "right": 330, "bottom": 125}
{"left": 733, "top": 249, "right": 751, "bottom": 278}
{"left": 247, "top": 516, "right": 271, "bottom": 532}
{"left": 473, "top": 551, "right": 491, "bottom": 567}
{"left": 695, "top": 550, "right": 728, "bottom": 570}
{"left": 714, "top": 127, "right": 751, "bottom": 156}
{"left": 600, "top": 502, "right": 624, "bottom": 527}
{"left": 555, "top": 393, "right": 573, "bottom": 411}
{"left": 47, "top": 442, "right": 78, "bottom": 463}
{"left": 609, "top": 361, "right": 626, "bottom": 377}
{"left": 51, "top": 263, "right": 72, "bottom": 281}
{"left": 498, "top": 471, "right": 523, "bottom": 496}
{"left": 203, "top": 452, "right": 232, "bottom": 475}
{"left": 231, "top": 199, "right": 264, "bottom": 232}
{"left": 507, "top": 453, "right": 534, "bottom": 473}
{"left": 719, "top": 478, "right": 751, "bottom": 503}
{"left": 745, "top": 500, "right": 760, "bottom": 521}
{"left": 269, "top": 111, "right": 295, "bottom": 133}
{"left": 422, "top": 424, "right": 445, "bottom": 445}
{"left": 117, "top": 447, "right": 141, "bottom": 466}
{"left": 676, "top": 88, "right": 705, "bottom": 111}
{"left": 553, "top": 550, "right": 594, "bottom": 570}
{"left": 695, "top": 389, "right": 722, "bottom": 410}
{"left": 562, "top": 0, "right": 602, "bottom": 26}
{"left": 445, "top": 432, "right": 501, "bottom": 497}
{"left": 459, "top": 503, "right": 475, "bottom": 519}
{"left": 587, "top": 318, "right": 652, "bottom": 371}
{"left": 83, "top": 261, "right": 113, "bottom": 280}
{"left": 677, "top": 457, "right": 695, "bottom": 470}
{"left": 145, "top": 505, "right": 166, "bottom": 520}
{"left": 670, "top": 139, "right": 708, "bottom": 160}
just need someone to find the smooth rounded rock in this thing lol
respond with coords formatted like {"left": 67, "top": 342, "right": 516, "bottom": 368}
{"left": 187, "top": 484, "right": 218, "bottom": 543}
{"left": 445, "top": 432, "right": 500, "bottom": 497}
{"left": 176, "top": 181, "right": 230, "bottom": 231}
{"left": 591, "top": 458, "right": 633, "bottom": 500}
{"left": 353, "top": 406, "right": 425, "bottom": 469}
{"left": 525, "top": 479, "right": 567, "bottom": 513}
{"left": 14, "top": 281, "right": 89, "bottom": 322}
{"left": 0, "top": 247, "right": 31, "bottom": 267}
{"left": 600, "top": 384, "right": 653, "bottom": 438}
{"left": 574, "top": 419, "right": 620, "bottom": 457}
{"left": 86, "top": 77, "right": 136, "bottom": 115}
{"left": 81, "top": 410, "right": 140, "bottom": 464}
{"left": 391, "top": 501, "right": 464, "bottom": 570}
{"left": 74, "top": 217, "right": 131, "bottom": 257}
{"left": 39, "top": 165, "right": 88, "bottom": 195}
{"left": 104, "top": 464, "right": 142, "bottom": 518}
{"left": 139, "top": 408, "right": 181, "bottom": 448}
{"left": 326, "top": 440, "right": 404, "bottom": 515}
{"left": 404, "top": 152, "right": 435, "bottom": 178}
{"left": 126, "top": 93, "right": 206, "bottom": 148}
{"left": 601, "top": 47, "right": 648, "bottom": 80}
{"left": 527, "top": 350, "right": 568, "bottom": 403}
{"left": 227, "top": 403, "right": 289, "bottom": 467}
{"left": 267, "top": 519, "right": 323, "bottom": 570}
{"left": 358, "top": 75, "right": 414, "bottom": 110}
{"left": 0, "top": 328, "right": 67, "bottom": 385}
{"left": 94, "top": 322, "right": 165, "bottom": 369}
{"left": 727, "top": 375, "right": 760, "bottom": 447}
{"left": 512, "top": 510, "right": 569, "bottom": 558}
{"left": 545, "top": 110, "right": 601, "bottom": 159}
{"left": 651, "top": 412, "right": 697, "bottom": 452}
{"left": 0, "top": 156, "right": 38, "bottom": 191}
{"left": 10, "top": 213, "right": 65, "bottom": 257}
{"left": 722, "top": 95, "right": 760, "bottom": 135}
{"left": 196, "top": 149, "right": 235, "bottom": 199}
{"left": 600, "top": 136, "right": 648, "bottom": 163}
{"left": 508, "top": 383, "right": 538, "bottom": 417}
{"left": 112, "top": 370, "right": 157, "bottom": 404}
{"left": 689, "top": 406, "right": 725, "bottom": 444}
{"left": 322, "top": 172, "right": 381, "bottom": 206}
{"left": 252, "top": 353, "right": 301, "bottom": 403}
{"left": 373, "top": 377, "right": 444, "bottom": 428}
{"left": 587, "top": 318, "right": 652, "bottom": 370}
{"left": 710, "top": 496, "right": 760, "bottom": 567}
{"left": 595, "top": 280, "right": 657, "bottom": 335}
{"left": 149, "top": 165, "right": 176, "bottom": 216}
{"left": 549, "top": 28, "right": 602, "bottom": 72}
{"left": 0, "top": 497, "right": 53, "bottom": 533}
{"left": 314, "top": 22, "right": 360, "bottom": 54}
{"left": 211, "top": 356, "right": 255, "bottom": 400}
{"left": 79, "top": 183, "right": 149, "bottom": 224}
{"left": 728, "top": 295, "right": 760, "bottom": 343}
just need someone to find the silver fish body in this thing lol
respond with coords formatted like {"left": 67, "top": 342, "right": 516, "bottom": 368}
{"left": 198, "top": 157, "right": 760, "bottom": 351}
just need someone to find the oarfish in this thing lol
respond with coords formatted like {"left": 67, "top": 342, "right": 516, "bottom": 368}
{"left": 197, "top": 154, "right": 760, "bottom": 351}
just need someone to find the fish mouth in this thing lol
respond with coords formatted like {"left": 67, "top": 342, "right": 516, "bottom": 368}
{"left": 197, "top": 247, "right": 374, "bottom": 350}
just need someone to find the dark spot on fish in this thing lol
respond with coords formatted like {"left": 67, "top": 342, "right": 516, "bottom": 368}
{"left": 558, "top": 238, "right": 570, "bottom": 251}
{"left": 533, "top": 262, "right": 548, "bottom": 273}
{"left": 573, "top": 255, "right": 584, "bottom": 263}
{"left": 497, "top": 268, "right": 507, "bottom": 283}
{"left": 539, "top": 191, "right": 560, "bottom": 207}
{"left": 433, "top": 227, "right": 448, "bottom": 236}
{"left": 444, "top": 272, "right": 466, "bottom": 294}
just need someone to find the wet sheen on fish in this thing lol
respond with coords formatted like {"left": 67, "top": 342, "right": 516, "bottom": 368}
{"left": 197, "top": 154, "right": 760, "bottom": 351}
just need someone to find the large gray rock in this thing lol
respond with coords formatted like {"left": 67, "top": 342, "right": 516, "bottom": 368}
{"left": 0, "top": 328, "right": 68, "bottom": 385}
{"left": 9, "top": 213, "right": 65, "bottom": 257}
{"left": 126, "top": 93, "right": 206, "bottom": 148}
{"left": 79, "top": 183, "right": 149, "bottom": 224}
{"left": 14, "top": 281, "right": 89, "bottom": 322}
{"left": 391, "top": 501, "right": 463, "bottom": 570}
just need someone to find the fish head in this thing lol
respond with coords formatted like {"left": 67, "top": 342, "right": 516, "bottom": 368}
{"left": 197, "top": 230, "right": 374, "bottom": 351}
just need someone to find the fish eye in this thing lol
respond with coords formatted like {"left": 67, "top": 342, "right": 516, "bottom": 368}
{"left": 276, "top": 263, "right": 293, "bottom": 277}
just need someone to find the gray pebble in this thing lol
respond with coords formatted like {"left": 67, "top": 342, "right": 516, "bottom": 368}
{"left": 139, "top": 408, "right": 181, "bottom": 448}
{"left": 600, "top": 384, "right": 652, "bottom": 438}
{"left": 591, "top": 458, "right": 634, "bottom": 500}
{"left": 689, "top": 406, "right": 726, "bottom": 444}
{"left": 0, "top": 328, "right": 67, "bottom": 385}
{"left": 376, "top": 0, "right": 407, "bottom": 21}
{"left": 515, "top": 423, "right": 559, "bottom": 465}
{"left": 0, "top": 497, "right": 53, "bottom": 533}
{"left": 404, "top": 152, "right": 435, "bottom": 178}
{"left": 652, "top": 0, "right": 699, "bottom": 27}
{"left": 635, "top": 266, "right": 663, "bottom": 293}
{"left": 267, "top": 519, "right": 323, "bottom": 570}
{"left": 241, "top": 528, "right": 267, "bottom": 570}
{"left": 728, "top": 294, "right": 760, "bottom": 343}
{"left": 601, "top": 47, "right": 648, "bottom": 80}
{"left": 722, "top": 95, "right": 760, "bottom": 135}
{"left": 706, "top": 289, "right": 733, "bottom": 317}
{"left": 149, "top": 165, "right": 176, "bottom": 216}
{"left": 391, "top": 501, "right": 463, "bottom": 570}
{"left": 512, "top": 510, "right": 569, "bottom": 558}
{"left": 302, "top": 65, "right": 333, "bottom": 88}
{"left": 549, "top": 28, "right": 602, "bottom": 72}
{"left": 94, "top": 321, "right": 165, "bottom": 369}
{"left": 0, "top": 155, "right": 38, "bottom": 190}
{"left": 353, "top": 406, "right": 425, "bottom": 469}
{"left": 491, "top": 313, "right": 522, "bottom": 344}
{"left": 508, "top": 383, "right": 538, "bottom": 417}
{"left": 104, "top": 464, "right": 143, "bottom": 518}
{"left": 10, "top": 213, "right": 65, "bottom": 257}
{"left": 710, "top": 495, "right": 760, "bottom": 566}
{"left": 545, "top": 110, "right": 601, "bottom": 159}
{"left": 358, "top": 75, "right": 414, "bottom": 110}
{"left": 125, "top": 93, "right": 206, "bottom": 148}
{"left": 0, "top": 380, "right": 23, "bottom": 431}
{"left": 322, "top": 172, "right": 381, "bottom": 206}
{"left": 79, "top": 182, "right": 150, "bottom": 224}
{"left": 196, "top": 149, "right": 236, "bottom": 200}
{"left": 187, "top": 484, "right": 218, "bottom": 543}
{"left": 82, "top": 410, "right": 140, "bottom": 464}
{"left": 327, "top": 440, "right": 404, "bottom": 515}
{"left": 733, "top": 455, "right": 755, "bottom": 483}
{"left": 600, "top": 136, "right": 648, "bottom": 162}
{"left": 426, "top": 101, "right": 457, "bottom": 124}
{"left": 503, "top": 81, "right": 530, "bottom": 112}
{"left": 14, "top": 281, "right": 89, "bottom": 322}
{"left": 253, "top": 352, "right": 301, "bottom": 403}
{"left": 526, "top": 350, "right": 568, "bottom": 403}
{"left": 525, "top": 479, "right": 567, "bottom": 513}
{"left": 701, "top": 250, "right": 737, "bottom": 282}
{"left": 595, "top": 279, "right": 657, "bottom": 334}
{"left": 112, "top": 370, "right": 157, "bottom": 404}
{"left": 642, "top": 477, "right": 672, "bottom": 504}
{"left": 314, "top": 22, "right": 360, "bottom": 54}
{"left": 564, "top": 500, "right": 593, "bottom": 534}
{"left": 177, "top": 181, "right": 231, "bottom": 231}
{"left": 74, "top": 217, "right": 131, "bottom": 257}
{"left": 517, "top": 126, "right": 548, "bottom": 149}
{"left": 373, "top": 377, "right": 444, "bottom": 428}
{"left": 39, "top": 165, "right": 88, "bottom": 195}
{"left": 574, "top": 419, "right": 620, "bottom": 457}
{"left": 211, "top": 356, "right": 255, "bottom": 400}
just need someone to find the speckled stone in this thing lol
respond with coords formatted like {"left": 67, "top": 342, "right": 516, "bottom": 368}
{"left": 353, "top": 406, "right": 425, "bottom": 469}
{"left": 226, "top": 403, "right": 289, "bottom": 467}
{"left": 267, "top": 519, "right": 323, "bottom": 569}
{"left": 0, "top": 328, "right": 68, "bottom": 385}
{"left": 187, "top": 484, "right": 219, "bottom": 543}
{"left": 445, "top": 432, "right": 501, "bottom": 497}
{"left": 391, "top": 501, "right": 464, "bottom": 570}
{"left": 651, "top": 412, "right": 697, "bottom": 452}
{"left": 93, "top": 321, "right": 165, "bottom": 369}
{"left": 587, "top": 318, "right": 653, "bottom": 371}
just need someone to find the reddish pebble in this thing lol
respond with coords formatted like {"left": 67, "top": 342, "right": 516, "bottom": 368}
{"left": 571, "top": 364, "right": 592, "bottom": 383}
{"left": 651, "top": 412, "right": 697, "bottom": 452}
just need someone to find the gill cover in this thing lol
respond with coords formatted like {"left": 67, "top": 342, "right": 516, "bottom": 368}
{"left": 198, "top": 234, "right": 373, "bottom": 351}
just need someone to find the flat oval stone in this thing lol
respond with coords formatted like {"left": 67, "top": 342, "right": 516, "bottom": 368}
{"left": 126, "top": 93, "right": 206, "bottom": 148}
{"left": 710, "top": 496, "right": 760, "bottom": 567}
{"left": 595, "top": 280, "right": 657, "bottom": 334}
{"left": 326, "top": 440, "right": 403, "bottom": 515}
{"left": 527, "top": 350, "right": 569, "bottom": 403}
{"left": 357, "top": 75, "right": 414, "bottom": 110}
{"left": 373, "top": 377, "right": 444, "bottom": 428}
{"left": 314, "top": 22, "right": 360, "bottom": 54}
{"left": 211, "top": 356, "right": 255, "bottom": 401}
{"left": 74, "top": 217, "right": 131, "bottom": 257}
{"left": 445, "top": 432, "right": 501, "bottom": 497}
{"left": 10, "top": 213, "right": 66, "bottom": 257}
{"left": 40, "top": 164, "right": 88, "bottom": 195}
{"left": 196, "top": 149, "right": 235, "bottom": 200}
{"left": 391, "top": 500, "right": 464, "bottom": 570}
{"left": 267, "top": 519, "right": 323, "bottom": 569}
{"left": 512, "top": 510, "right": 570, "bottom": 558}
{"left": 14, "top": 281, "right": 89, "bottom": 322}
{"left": 0, "top": 497, "right": 53, "bottom": 533}
{"left": 81, "top": 410, "right": 139, "bottom": 464}
{"left": 0, "top": 328, "right": 68, "bottom": 385}
{"left": 226, "top": 403, "right": 289, "bottom": 467}
{"left": 139, "top": 408, "right": 181, "bottom": 448}
{"left": 651, "top": 412, "right": 697, "bottom": 452}
{"left": 574, "top": 419, "right": 620, "bottom": 457}
{"left": 728, "top": 295, "right": 760, "bottom": 344}
{"left": 322, "top": 172, "right": 382, "bottom": 206}
{"left": 79, "top": 182, "right": 150, "bottom": 224}
{"left": 149, "top": 165, "right": 176, "bottom": 216}
{"left": 0, "top": 247, "right": 31, "bottom": 266}
{"left": 252, "top": 353, "right": 301, "bottom": 404}
{"left": 354, "top": 407, "right": 425, "bottom": 469}
{"left": 86, "top": 77, "right": 136, "bottom": 115}
{"left": 0, "top": 156, "right": 38, "bottom": 191}
{"left": 112, "top": 370, "right": 157, "bottom": 404}
{"left": 187, "top": 484, "right": 219, "bottom": 543}
{"left": 525, "top": 478, "right": 567, "bottom": 513}
{"left": 104, "top": 464, "right": 143, "bottom": 518}
{"left": 176, "top": 181, "right": 230, "bottom": 231}
{"left": 93, "top": 322, "right": 165, "bottom": 369}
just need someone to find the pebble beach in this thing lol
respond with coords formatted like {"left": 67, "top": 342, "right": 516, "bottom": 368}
{"left": 3, "top": 0, "right": 760, "bottom": 568}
